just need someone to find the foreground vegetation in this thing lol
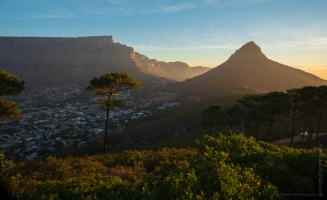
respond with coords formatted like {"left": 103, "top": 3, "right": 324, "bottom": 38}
{"left": 1, "top": 134, "right": 326, "bottom": 199}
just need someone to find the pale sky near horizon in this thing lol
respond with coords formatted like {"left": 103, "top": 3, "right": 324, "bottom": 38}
{"left": 1, "top": 0, "right": 327, "bottom": 79}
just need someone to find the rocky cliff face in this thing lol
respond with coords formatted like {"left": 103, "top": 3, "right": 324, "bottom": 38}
{"left": 0, "top": 36, "right": 209, "bottom": 85}
{"left": 133, "top": 52, "right": 210, "bottom": 81}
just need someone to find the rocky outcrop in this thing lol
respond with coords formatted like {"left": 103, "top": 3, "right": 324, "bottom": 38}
{"left": 172, "top": 41, "right": 327, "bottom": 97}
{"left": 133, "top": 52, "right": 210, "bottom": 81}
{"left": 0, "top": 36, "right": 209, "bottom": 85}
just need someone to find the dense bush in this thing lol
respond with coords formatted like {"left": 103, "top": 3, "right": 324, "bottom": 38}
{"left": 198, "top": 135, "right": 327, "bottom": 197}
{"left": 1, "top": 134, "right": 326, "bottom": 199}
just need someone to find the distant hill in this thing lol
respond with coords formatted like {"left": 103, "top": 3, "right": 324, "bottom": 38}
{"left": 172, "top": 41, "right": 327, "bottom": 97}
{"left": 0, "top": 36, "right": 209, "bottom": 85}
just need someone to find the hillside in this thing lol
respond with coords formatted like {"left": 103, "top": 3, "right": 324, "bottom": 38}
{"left": 0, "top": 36, "right": 209, "bottom": 85}
{"left": 172, "top": 41, "right": 327, "bottom": 97}
{"left": 103, "top": 93, "right": 241, "bottom": 151}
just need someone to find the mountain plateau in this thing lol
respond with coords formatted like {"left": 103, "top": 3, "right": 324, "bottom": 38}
{"left": 0, "top": 36, "right": 210, "bottom": 85}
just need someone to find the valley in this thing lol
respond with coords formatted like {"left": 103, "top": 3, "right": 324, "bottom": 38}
{"left": 0, "top": 83, "right": 191, "bottom": 161}
{"left": 1, "top": 37, "right": 327, "bottom": 199}
{"left": 2, "top": 38, "right": 327, "bottom": 159}
{"left": 1, "top": 1, "right": 327, "bottom": 198}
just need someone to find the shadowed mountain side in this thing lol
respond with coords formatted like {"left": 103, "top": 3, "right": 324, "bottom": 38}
{"left": 0, "top": 36, "right": 169, "bottom": 85}
{"left": 172, "top": 41, "right": 327, "bottom": 97}
{"left": 0, "top": 36, "right": 209, "bottom": 85}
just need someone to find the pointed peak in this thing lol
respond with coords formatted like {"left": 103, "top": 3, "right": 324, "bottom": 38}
{"left": 240, "top": 41, "right": 260, "bottom": 51}
{"left": 235, "top": 41, "right": 261, "bottom": 53}
{"left": 229, "top": 41, "right": 266, "bottom": 59}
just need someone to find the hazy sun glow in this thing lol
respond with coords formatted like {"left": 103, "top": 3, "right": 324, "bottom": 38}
{"left": 294, "top": 66, "right": 327, "bottom": 80}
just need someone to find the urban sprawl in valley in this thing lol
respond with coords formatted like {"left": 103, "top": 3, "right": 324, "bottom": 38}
{"left": 0, "top": 83, "right": 183, "bottom": 161}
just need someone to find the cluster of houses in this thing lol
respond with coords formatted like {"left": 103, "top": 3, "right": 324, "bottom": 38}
{"left": 0, "top": 84, "right": 182, "bottom": 161}
{"left": 9, "top": 84, "right": 84, "bottom": 106}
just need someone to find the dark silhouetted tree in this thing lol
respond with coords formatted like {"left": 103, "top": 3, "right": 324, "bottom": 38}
{"left": 261, "top": 92, "right": 290, "bottom": 141}
{"left": 201, "top": 104, "right": 224, "bottom": 136}
{"left": 224, "top": 104, "right": 243, "bottom": 136}
{"left": 287, "top": 88, "right": 302, "bottom": 145}
{"left": 297, "top": 86, "right": 317, "bottom": 142}
{"left": 236, "top": 94, "right": 260, "bottom": 137}
{"left": 306, "top": 85, "right": 327, "bottom": 149}
{"left": 87, "top": 72, "right": 142, "bottom": 154}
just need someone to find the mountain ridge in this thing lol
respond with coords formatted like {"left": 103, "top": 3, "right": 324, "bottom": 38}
{"left": 0, "top": 36, "right": 210, "bottom": 85}
{"left": 134, "top": 52, "right": 210, "bottom": 81}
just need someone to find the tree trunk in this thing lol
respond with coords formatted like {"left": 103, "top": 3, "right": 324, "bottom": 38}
{"left": 103, "top": 105, "right": 110, "bottom": 155}
{"left": 247, "top": 126, "right": 253, "bottom": 138}
{"left": 240, "top": 120, "right": 245, "bottom": 136}
{"left": 256, "top": 125, "right": 262, "bottom": 140}
{"left": 302, "top": 117, "right": 310, "bottom": 142}
{"left": 229, "top": 123, "right": 233, "bottom": 136}
{"left": 307, "top": 109, "right": 320, "bottom": 149}
{"left": 316, "top": 112, "right": 322, "bottom": 140}
{"left": 307, "top": 116, "right": 314, "bottom": 142}
{"left": 244, "top": 122, "right": 250, "bottom": 137}
{"left": 244, "top": 115, "right": 254, "bottom": 137}
{"left": 255, "top": 112, "right": 266, "bottom": 140}
{"left": 208, "top": 126, "right": 212, "bottom": 136}
{"left": 264, "top": 129, "right": 269, "bottom": 142}
{"left": 268, "top": 129, "right": 272, "bottom": 140}
{"left": 290, "top": 108, "right": 296, "bottom": 145}
{"left": 254, "top": 122, "right": 260, "bottom": 140}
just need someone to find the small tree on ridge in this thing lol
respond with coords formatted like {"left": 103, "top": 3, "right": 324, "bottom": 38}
{"left": 87, "top": 72, "right": 142, "bottom": 154}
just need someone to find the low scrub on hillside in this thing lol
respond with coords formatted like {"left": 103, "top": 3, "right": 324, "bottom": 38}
{"left": 1, "top": 135, "right": 326, "bottom": 199}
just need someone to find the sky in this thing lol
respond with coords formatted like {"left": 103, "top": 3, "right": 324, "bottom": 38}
{"left": 1, "top": 0, "right": 327, "bottom": 79}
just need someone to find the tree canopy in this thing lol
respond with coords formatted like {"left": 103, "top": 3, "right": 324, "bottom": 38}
{"left": 0, "top": 69, "right": 25, "bottom": 120}
{"left": 86, "top": 72, "right": 141, "bottom": 98}
{"left": 202, "top": 85, "right": 327, "bottom": 146}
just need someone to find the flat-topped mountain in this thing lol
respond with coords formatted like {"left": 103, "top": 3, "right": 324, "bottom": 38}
{"left": 172, "top": 41, "right": 327, "bottom": 97}
{"left": 0, "top": 36, "right": 209, "bottom": 85}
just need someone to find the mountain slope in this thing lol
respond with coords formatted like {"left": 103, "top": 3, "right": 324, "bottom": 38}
{"left": 0, "top": 36, "right": 209, "bottom": 85}
{"left": 172, "top": 41, "right": 327, "bottom": 97}
{"left": 134, "top": 52, "right": 210, "bottom": 81}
